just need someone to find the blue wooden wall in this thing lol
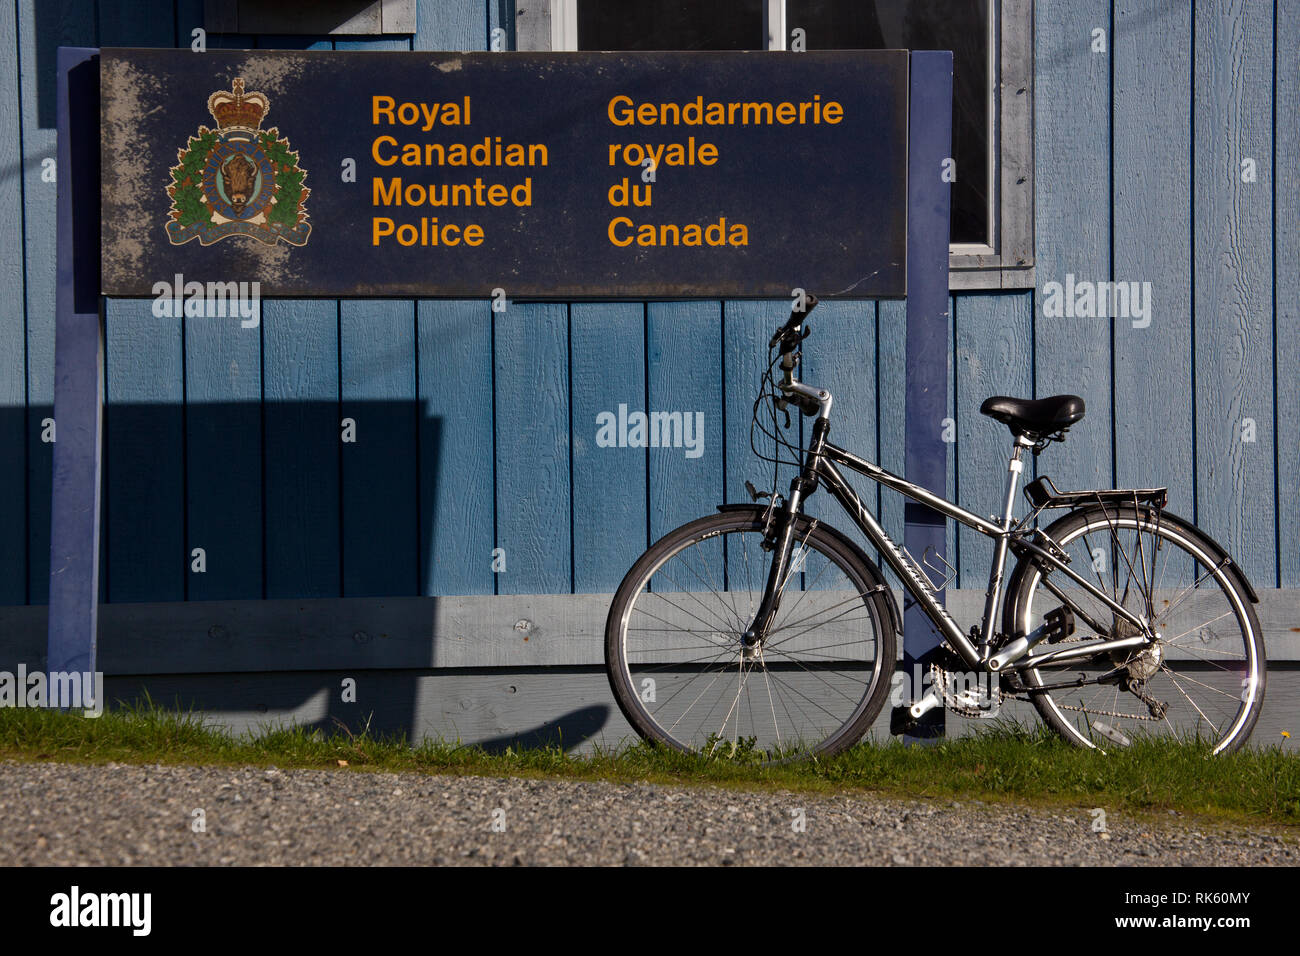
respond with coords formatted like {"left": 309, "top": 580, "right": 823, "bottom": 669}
{"left": 0, "top": 0, "right": 1295, "bottom": 609}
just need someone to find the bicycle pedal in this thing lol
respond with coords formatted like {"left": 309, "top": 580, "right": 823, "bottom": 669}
{"left": 1043, "top": 606, "right": 1075, "bottom": 644}
{"left": 889, "top": 704, "right": 919, "bottom": 737}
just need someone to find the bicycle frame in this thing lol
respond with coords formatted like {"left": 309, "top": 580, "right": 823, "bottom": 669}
{"left": 758, "top": 383, "right": 1153, "bottom": 676}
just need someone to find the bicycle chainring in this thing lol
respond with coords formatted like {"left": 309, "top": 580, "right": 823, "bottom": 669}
{"left": 930, "top": 662, "right": 1005, "bottom": 719}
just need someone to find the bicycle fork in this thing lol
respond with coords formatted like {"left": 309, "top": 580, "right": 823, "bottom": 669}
{"left": 740, "top": 416, "right": 831, "bottom": 652}
{"left": 740, "top": 475, "right": 814, "bottom": 652}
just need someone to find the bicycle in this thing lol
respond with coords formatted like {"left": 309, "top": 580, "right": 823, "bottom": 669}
{"left": 604, "top": 295, "right": 1266, "bottom": 760}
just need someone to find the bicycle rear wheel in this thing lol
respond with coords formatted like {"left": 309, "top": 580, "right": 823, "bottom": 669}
{"left": 605, "top": 507, "right": 897, "bottom": 761}
{"left": 1003, "top": 504, "right": 1265, "bottom": 753}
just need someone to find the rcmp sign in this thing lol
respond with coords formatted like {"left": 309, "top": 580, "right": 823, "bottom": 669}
{"left": 100, "top": 48, "right": 908, "bottom": 298}
{"left": 165, "top": 78, "right": 311, "bottom": 246}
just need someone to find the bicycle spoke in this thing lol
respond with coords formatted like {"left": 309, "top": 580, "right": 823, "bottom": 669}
{"left": 773, "top": 546, "right": 841, "bottom": 630}
{"left": 1016, "top": 509, "right": 1261, "bottom": 753}
{"left": 759, "top": 643, "right": 866, "bottom": 707}
{"left": 1160, "top": 608, "right": 1237, "bottom": 648}
{"left": 1158, "top": 665, "right": 1223, "bottom": 736}
{"left": 617, "top": 520, "right": 892, "bottom": 760}
{"left": 759, "top": 650, "right": 783, "bottom": 752}
{"left": 741, "top": 657, "right": 854, "bottom": 723}
{"left": 664, "top": 555, "right": 748, "bottom": 634}
{"left": 768, "top": 590, "right": 866, "bottom": 636}
{"left": 1152, "top": 561, "right": 1229, "bottom": 626}
{"left": 1156, "top": 666, "right": 1242, "bottom": 702}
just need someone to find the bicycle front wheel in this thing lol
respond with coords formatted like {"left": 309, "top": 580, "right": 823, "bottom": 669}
{"left": 605, "top": 507, "right": 897, "bottom": 761}
{"left": 1003, "top": 504, "right": 1265, "bottom": 753}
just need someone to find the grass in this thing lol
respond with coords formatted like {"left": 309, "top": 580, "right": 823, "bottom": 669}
{"left": 1, "top": 700, "right": 1298, "bottom": 830}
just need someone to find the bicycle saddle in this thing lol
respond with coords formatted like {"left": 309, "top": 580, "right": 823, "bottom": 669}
{"left": 979, "top": 394, "right": 1085, "bottom": 439}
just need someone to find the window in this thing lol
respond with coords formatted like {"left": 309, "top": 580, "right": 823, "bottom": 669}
{"left": 577, "top": 1, "right": 763, "bottom": 51}
{"left": 789, "top": 1, "right": 989, "bottom": 248}
{"left": 545, "top": 0, "right": 1034, "bottom": 289}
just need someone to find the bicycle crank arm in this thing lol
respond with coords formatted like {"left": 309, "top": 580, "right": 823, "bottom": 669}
{"left": 908, "top": 687, "right": 943, "bottom": 720}
{"left": 889, "top": 689, "right": 943, "bottom": 736}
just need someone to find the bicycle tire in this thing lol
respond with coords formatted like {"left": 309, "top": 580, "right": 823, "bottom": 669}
{"left": 605, "top": 506, "right": 898, "bottom": 761}
{"left": 1002, "top": 504, "right": 1265, "bottom": 753}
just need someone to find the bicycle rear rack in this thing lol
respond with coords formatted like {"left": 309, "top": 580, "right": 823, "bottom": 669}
{"left": 1023, "top": 475, "right": 1168, "bottom": 511}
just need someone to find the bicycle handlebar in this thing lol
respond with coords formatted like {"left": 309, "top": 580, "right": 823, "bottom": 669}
{"left": 768, "top": 295, "right": 823, "bottom": 418}
{"left": 769, "top": 294, "right": 819, "bottom": 350}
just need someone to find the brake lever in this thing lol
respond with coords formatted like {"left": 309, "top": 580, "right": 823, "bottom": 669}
{"left": 771, "top": 321, "right": 813, "bottom": 352}
{"left": 773, "top": 391, "right": 791, "bottom": 425}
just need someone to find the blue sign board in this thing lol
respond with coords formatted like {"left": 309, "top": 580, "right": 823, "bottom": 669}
{"left": 100, "top": 49, "right": 908, "bottom": 298}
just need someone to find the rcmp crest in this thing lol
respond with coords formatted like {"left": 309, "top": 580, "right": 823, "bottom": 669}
{"left": 166, "top": 77, "right": 311, "bottom": 246}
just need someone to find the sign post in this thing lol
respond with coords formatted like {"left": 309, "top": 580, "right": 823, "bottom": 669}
{"left": 48, "top": 47, "right": 103, "bottom": 692}
{"left": 903, "top": 51, "right": 955, "bottom": 743}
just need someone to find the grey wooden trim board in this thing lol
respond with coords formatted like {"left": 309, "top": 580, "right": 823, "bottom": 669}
{"left": 85, "top": 665, "right": 1300, "bottom": 753}
{"left": 515, "top": 0, "right": 552, "bottom": 51}
{"left": 203, "top": 0, "right": 418, "bottom": 35}
{"left": 1, "top": 590, "right": 1297, "bottom": 674}
{"left": 948, "top": 0, "right": 1036, "bottom": 289}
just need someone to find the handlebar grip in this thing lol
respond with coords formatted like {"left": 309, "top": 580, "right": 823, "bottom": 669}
{"left": 770, "top": 294, "right": 820, "bottom": 349}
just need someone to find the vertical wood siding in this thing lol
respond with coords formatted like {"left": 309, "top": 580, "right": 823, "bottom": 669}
{"left": 1034, "top": 0, "right": 1113, "bottom": 498}
{"left": 0, "top": 1, "right": 1294, "bottom": 607}
{"left": 1276, "top": 3, "right": 1300, "bottom": 587}
{"left": 0, "top": 1, "right": 27, "bottom": 605}
{"left": 1113, "top": 0, "right": 1194, "bottom": 524}
{"left": 1192, "top": 1, "right": 1277, "bottom": 587}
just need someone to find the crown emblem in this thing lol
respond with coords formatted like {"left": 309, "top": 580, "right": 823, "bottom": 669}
{"left": 206, "top": 78, "right": 269, "bottom": 133}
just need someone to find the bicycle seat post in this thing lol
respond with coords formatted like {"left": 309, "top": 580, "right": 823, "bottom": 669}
{"left": 978, "top": 433, "right": 1035, "bottom": 659}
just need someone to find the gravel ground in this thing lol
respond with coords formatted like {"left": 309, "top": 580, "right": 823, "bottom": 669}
{"left": 0, "top": 759, "right": 1295, "bottom": 866}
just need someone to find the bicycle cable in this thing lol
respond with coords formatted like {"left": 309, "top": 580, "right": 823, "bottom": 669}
{"left": 749, "top": 344, "right": 805, "bottom": 499}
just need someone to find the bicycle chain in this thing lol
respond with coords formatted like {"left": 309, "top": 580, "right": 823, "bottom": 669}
{"left": 1053, "top": 702, "right": 1161, "bottom": 721}
{"left": 934, "top": 643, "right": 1165, "bottom": 722}
{"left": 1025, "top": 669, "right": 1166, "bottom": 722}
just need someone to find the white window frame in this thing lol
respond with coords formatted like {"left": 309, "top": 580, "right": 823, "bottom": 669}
{"left": 536, "top": 0, "right": 1034, "bottom": 290}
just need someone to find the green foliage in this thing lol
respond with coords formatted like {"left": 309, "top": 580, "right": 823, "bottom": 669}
{"left": 2, "top": 703, "right": 1297, "bottom": 829}
{"left": 259, "top": 131, "right": 307, "bottom": 228}
{"left": 169, "top": 130, "right": 217, "bottom": 227}
{"left": 167, "top": 130, "right": 309, "bottom": 232}
{"left": 701, "top": 733, "right": 764, "bottom": 765}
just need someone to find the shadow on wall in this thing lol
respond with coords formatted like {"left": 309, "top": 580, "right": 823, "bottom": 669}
{"left": 98, "top": 675, "right": 611, "bottom": 754}
{"left": 32, "top": 0, "right": 91, "bottom": 129}
{"left": 2, "top": 400, "right": 456, "bottom": 603}
{"left": 3, "top": 398, "right": 613, "bottom": 751}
